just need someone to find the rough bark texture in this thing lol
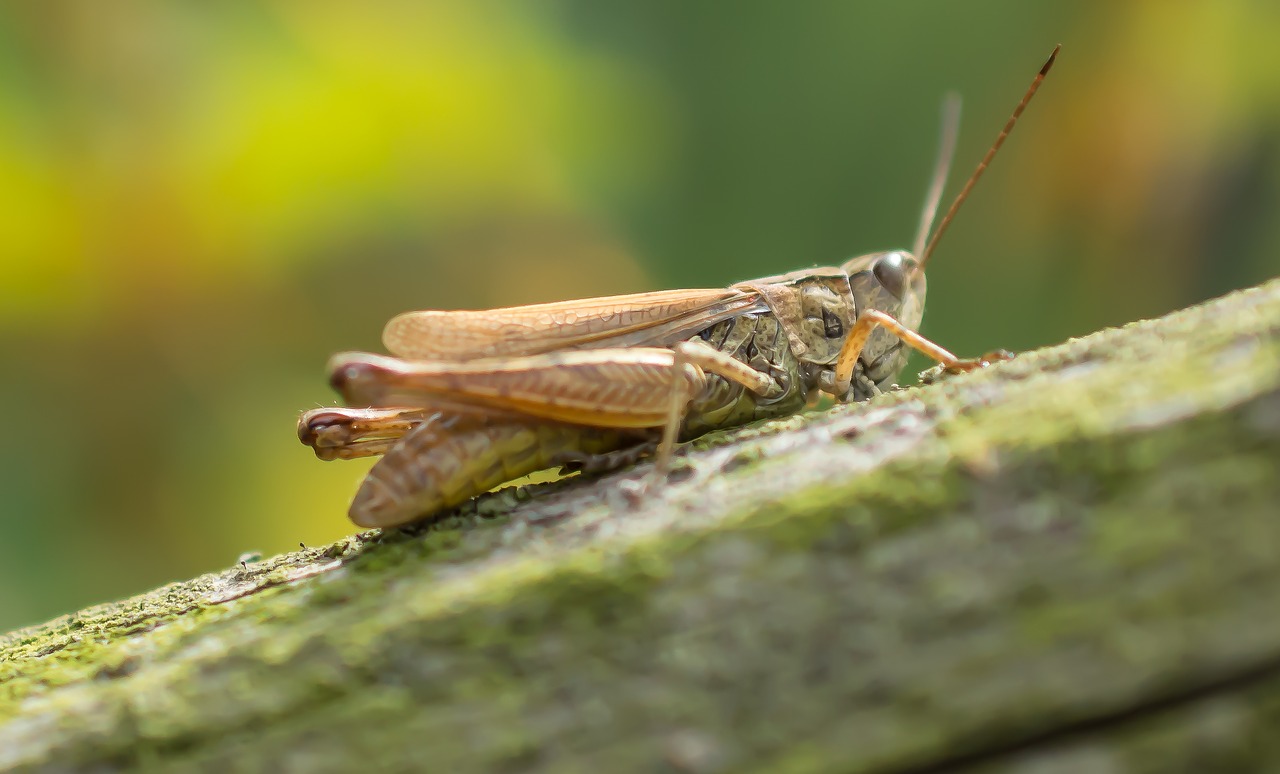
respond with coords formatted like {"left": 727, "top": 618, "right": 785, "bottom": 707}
{"left": 3, "top": 280, "right": 1280, "bottom": 773}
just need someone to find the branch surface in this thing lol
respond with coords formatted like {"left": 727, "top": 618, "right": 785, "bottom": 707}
{"left": 3, "top": 280, "right": 1280, "bottom": 773}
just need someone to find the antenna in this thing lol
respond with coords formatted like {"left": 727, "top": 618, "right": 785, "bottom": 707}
{"left": 918, "top": 44, "right": 1060, "bottom": 270}
{"left": 912, "top": 92, "right": 962, "bottom": 262}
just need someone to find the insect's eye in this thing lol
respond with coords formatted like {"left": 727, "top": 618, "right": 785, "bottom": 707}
{"left": 873, "top": 252, "right": 913, "bottom": 300}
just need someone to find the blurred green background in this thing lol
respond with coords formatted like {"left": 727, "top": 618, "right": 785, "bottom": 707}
{"left": 2, "top": 2, "right": 1278, "bottom": 632}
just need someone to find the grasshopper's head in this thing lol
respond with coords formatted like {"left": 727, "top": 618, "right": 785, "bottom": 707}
{"left": 835, "top": 46, "right": 1056, "bottom": 395}
{"left": 840, "top": 250, "right": 927, "bottom": 391}
{"left": 829, "top": 46, "right": 1058, "bottom": 395}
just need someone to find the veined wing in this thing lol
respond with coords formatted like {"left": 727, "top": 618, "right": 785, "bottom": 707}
{"left": 382, "top": 287, "right": 765, "bottom": 361}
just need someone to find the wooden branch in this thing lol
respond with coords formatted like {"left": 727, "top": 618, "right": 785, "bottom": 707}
{"left": 4, "top": 280, "right": 1280, "bottom": 773}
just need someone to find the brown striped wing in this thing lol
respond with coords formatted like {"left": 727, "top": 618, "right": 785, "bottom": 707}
{"left": 330, "top": 349, "right": 703, "bottom": 429}
{"left": 381, "top": 287, "right": 765, "bottom": 361}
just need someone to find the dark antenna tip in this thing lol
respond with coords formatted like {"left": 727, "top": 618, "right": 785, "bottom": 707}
{"left": 1041, "top": 44, "right": 1062, "bottom": 76}
{"left": 918, "top": 45, "right": 1061, "bottom": 271}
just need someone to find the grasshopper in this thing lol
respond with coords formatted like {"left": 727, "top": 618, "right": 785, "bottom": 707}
{"left": 301, "top": 46, "right": 1059, "bottom": 528}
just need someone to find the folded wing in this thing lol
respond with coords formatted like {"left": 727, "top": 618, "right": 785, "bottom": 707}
{"left": 382, "top": 287, "right": 765, "bottom": 360}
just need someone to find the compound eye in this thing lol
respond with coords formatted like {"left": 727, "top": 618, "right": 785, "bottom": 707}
{"left": 872, "top": 252, "right": 913, "bottom": 300}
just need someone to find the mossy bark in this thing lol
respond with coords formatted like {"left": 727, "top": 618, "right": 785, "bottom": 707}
{"left": 3, "top": 280, "right": 1280, "bottom": 773}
